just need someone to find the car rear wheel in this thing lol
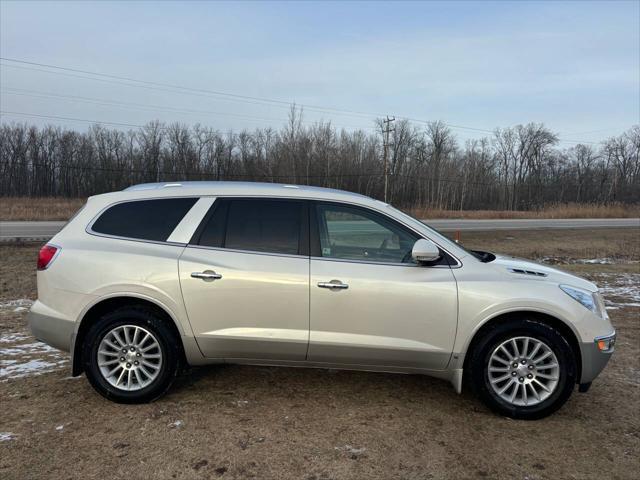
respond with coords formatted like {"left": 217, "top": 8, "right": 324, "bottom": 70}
{"left": 83, "top": 306, "right": 180, "bottom": 403}
{"left": 468, "top": 318, "right": 577, "bottom": 420}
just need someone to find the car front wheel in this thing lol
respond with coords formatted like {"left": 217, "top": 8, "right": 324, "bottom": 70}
{"left": 468, "top": 318, "right": 577, "bottom": 420}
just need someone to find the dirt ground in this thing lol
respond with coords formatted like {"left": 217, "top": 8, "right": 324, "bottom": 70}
{"left": 1, "top": 229, "right": 639, "bottom": 480}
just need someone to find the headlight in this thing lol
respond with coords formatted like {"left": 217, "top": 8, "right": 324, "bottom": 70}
{"left": 559, "top": 284, "right": 604, "bottom": 318}
{"left": 593, "top": 291, "right": 609, "bottom": 320}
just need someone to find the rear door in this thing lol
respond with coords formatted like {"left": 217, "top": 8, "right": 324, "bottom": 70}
{"left": 308, "top": 201, "right": 458, "bottom": 370}
{"left": 179, "top": 198, "right": 310, "bottom": 360}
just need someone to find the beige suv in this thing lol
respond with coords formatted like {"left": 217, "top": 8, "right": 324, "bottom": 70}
{"left": 29, "top": 182, "right": 615, "bottom": 419}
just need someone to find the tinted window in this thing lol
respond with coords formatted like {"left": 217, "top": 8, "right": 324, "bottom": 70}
{"left": 196, "top": 199, "right": 229, "bottom": 248}
{"left": 91, "top": 198, "right": 197, "bottom": 242}
{"left": 197, "top": 199, "right": 304, "bottom": 255}
{"left": 315, "top": 203, "right": 418, "bottom": 263}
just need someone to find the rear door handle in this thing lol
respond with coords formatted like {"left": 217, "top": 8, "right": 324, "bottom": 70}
{"left": 318, "top": 280, "right": 349, "bottom": 290}
{"left": 191, "top": 270, "right": 223, "bottom": 281}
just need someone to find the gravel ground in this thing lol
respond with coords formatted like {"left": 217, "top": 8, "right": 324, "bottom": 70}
{"left": 1, "top": 230, "right": 639, "bottom": 480}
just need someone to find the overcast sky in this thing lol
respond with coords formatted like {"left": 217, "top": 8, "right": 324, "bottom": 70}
{"left": 1, "top": 0, "right": 638, "bottom": 145}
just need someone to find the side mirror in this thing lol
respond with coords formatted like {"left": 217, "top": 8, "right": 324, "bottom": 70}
{"left": 412, "top": 239, "right": 441, "bottom": 264}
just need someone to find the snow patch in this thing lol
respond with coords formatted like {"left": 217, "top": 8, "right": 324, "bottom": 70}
{"left": 335, "top": 444, "right": 366, "bottom": 455}
{"left": 575, "top": 257, "right": 616, "bottom": 265}
{"left": 0, "top": 299, "right": 33, "bottom": 310}
{"left": 594, "top": 273, "right": 640, "bottom": 308}
{"left": 2, "top": 359, "right": 61, "bottom": 379}
{"left": 1, "top": 342, "right": 60, "bottom": 356}
{"left": 0, "top": 432, "right": 16, "bottom": 442}
{"left": 0, "top": 332, "right": 30, "bottom": 343}
{"left": 538, "top": 257, "right": 638, "bottom": 266}
{"left": 576, "top": 258, "right": 615, "bottom": 265}
{"left": 0, "top": 330, "right": 68, "bottom": 379}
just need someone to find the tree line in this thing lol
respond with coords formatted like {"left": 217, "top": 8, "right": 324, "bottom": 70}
{"left": 1, "top": 111, "right": 638, "bottom": 210}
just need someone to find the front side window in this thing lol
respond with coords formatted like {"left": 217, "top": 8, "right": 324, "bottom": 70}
{"left": 314, "top": 203, "right": 418, "bottom": 264}
{"left": 195, "top": 198, "right": 306, "bottom": 255}
{"left": 91, "top": 198, "right": 197, "bottom": 242}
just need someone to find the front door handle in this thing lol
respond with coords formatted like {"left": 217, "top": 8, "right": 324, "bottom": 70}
{"left": 318, "top": 280, "right": 349, "bottom": 290}
{"left": 191, "top": 270, "right": 223, "bottom": 281}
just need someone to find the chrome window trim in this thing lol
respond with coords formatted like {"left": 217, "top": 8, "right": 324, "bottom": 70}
{"left": 85, "top": 193, "right": 462, "bottom": 268}
{"left": 200, "top": 195, "right": 462, "bottom": 267}
{"left": 311, "top": 256, "right": 445, "bottom": 269}
{"left": 311, "top": 255, "right": 456, "bottom": 269}
{"left": 85, "top": 231, "right": 188, "bottom": 248}
{"left": 186, "top": 243, "right": 308, "bottom": 260}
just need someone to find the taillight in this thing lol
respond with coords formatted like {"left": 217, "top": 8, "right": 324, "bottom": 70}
{"left": 37, "top": 244, "right": 59, "bottom": 270}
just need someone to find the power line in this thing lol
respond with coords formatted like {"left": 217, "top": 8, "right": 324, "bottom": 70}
{"left": 0, "top": 159, "right": 384, "bottom": 180}
{"left": 0, "top": 60, "right": 495, "bottom": 131}
{"left": 0, "top": 59, "right": 378, "bottom": 120}
{"left": 1, "top": 110, "right": 165, "bottom": 130}
{"left": 559, "top": 127, "right": 628, "bottom": 136}
{"left": 0, "top": 160, "right": 589, "bottom": 190}
{"left": 0, "top": 109, "right": 372, "bottom": 133}
{"left": 1, "top": 57, "right": 609, "bottom": 144}
{"left": 0, "top": 87, "right": 377, "bottom": 131}
{"left": 0, "top": 110, "right": 170, "bottom": 130}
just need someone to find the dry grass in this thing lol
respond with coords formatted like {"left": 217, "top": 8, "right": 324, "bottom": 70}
{"left": 1, "top": 197, "right": 639, "bottom": 221}
{"left": 449, "top": 228, "right": 640, "bottom": 263}
{"left": 410, "top": 202, "right": 640, "bottom": 219}
{"left": 0, "top": 197, "right": 85, "bottom": 221}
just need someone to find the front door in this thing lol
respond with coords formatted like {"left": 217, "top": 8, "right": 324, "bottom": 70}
{"left": 179, "top": 197, "right": 310, "bottom": 360}
{"left": 308, "top": 202, "right": 458, "bottom": 370}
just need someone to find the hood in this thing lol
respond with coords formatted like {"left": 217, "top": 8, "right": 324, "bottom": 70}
{"left": 491, "top": 254, "right": 598, "bottom": 292}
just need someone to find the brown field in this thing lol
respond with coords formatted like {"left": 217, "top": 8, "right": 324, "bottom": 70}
{"left": 456, "top": 228, "right": 640, "bottom": 263}
{"left": 1, "top": 197, "right": 639, "bottom": 221}
{"left": 0, "top": 197, "right": 85, "bottom": 221}
{"left": 1, "top": 229, "right": 639, "bottom": 479}
{"left": 411, "top": 202, "right": 640, "bottom": 220}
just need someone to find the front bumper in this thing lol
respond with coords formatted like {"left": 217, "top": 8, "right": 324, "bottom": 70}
{"left": 28, "top": 300, "right": 76, "bottom": 352}
{"left": 580, "top": 331, "right": 615, "bottom": 384}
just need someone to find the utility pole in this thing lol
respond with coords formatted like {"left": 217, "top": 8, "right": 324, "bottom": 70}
{"left": 382, "top": 116, "right": 395, "bottom": 203}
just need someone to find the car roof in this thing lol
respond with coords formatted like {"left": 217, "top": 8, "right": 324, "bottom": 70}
{"left": 117, "top": 181, "right": 376, "bottom": 205}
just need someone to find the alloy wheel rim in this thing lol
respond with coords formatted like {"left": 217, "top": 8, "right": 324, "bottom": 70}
{"left": 487, "top": 336, "right": 560, "bottom": 407}
{"left": 97, "top": 325, "right": 163, "bottom": 391}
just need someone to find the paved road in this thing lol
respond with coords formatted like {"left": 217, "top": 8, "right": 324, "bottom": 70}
{"left": 1, "top": 218, "right": 638, "bottom": 241}
{"left": 422, "top": 218, "right": 640, "bottom": 231}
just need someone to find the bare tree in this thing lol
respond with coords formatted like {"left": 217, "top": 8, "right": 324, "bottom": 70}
{"left": 1, "top": 118, "right": 638, "bottom": 209}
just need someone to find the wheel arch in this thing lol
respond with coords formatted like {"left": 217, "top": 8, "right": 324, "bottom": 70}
{"left": 460, "top": 310, "right": 582, "bottom": 384}
{"left": 71, "top": 295, "right": 186, "bottom": 376}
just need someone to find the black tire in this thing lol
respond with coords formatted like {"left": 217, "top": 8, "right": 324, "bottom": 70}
{"left": 467, "top": 317, "right": 577, "bottom": 420}
{"left": 82, "top": 306, "right": 181, "bottom": 403}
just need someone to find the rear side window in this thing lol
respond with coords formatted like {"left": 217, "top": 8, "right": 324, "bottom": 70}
{"left": 195, "top": 198, "right": 307, "bottom": 255}
{"left": 91, "top": 198, "right": 197, "bottom": 242}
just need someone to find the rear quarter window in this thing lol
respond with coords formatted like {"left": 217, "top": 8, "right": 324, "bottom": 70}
{"left": 91, "top": 198, "right": 197, "bottom": 242}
